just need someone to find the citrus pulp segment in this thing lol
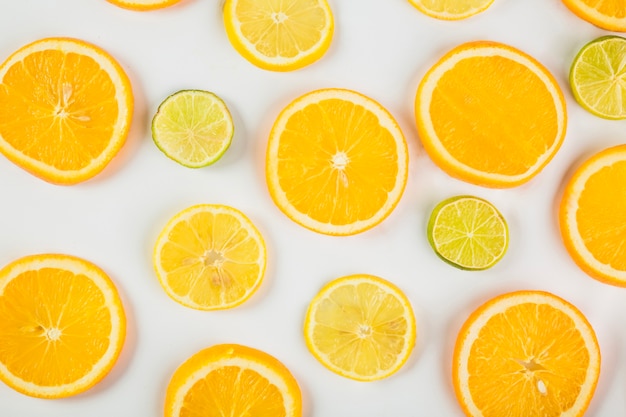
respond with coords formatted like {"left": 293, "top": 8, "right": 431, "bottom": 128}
{"left": 0, "top": 37, "right": 133, "bottom": 184}
{"left": 223, "top": 0, "right": 334, "bottom": 71}
{"left": 453, "top": 290, "right": 600, "bottom": 417}
{"left": 562, "top": 0, "right": 626, "bottom": 31}
{"left": 0, "top": 254, "right": 126, "bottom": 398}
{"left": 559, "top": 144, "right": 626, "bottom": 286}
{"left": 165, "top": 344, "right": 302, "bottom": 417}
{"left": 569, "top": 36, "right": 626, "bottom": 120}
{"left": 427, "top": 195, "right": 508, "bottom": 270}
{"left": 303, "top": 274, "right": 416, "bottom": 381}
{"left": 408, "top": 0, "right": 495, "bottom": 20}
{"left": 153, "top": 204, "right": 267, "bottom": 310}
{"left": 151, "top": 90, "right": 234, "bottom": 168}
{"left": 106, "top": 0, "right": 182, "bottom": 10}
{"left": 266, "top": 88, "right": 408, "bottom": 236}
{"left": 415, "top": 41, "right": 566, "bottom": 188}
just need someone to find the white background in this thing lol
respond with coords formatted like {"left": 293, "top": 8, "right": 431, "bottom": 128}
{"left": 1, "top": 0, "right": 625, "bottom": 416}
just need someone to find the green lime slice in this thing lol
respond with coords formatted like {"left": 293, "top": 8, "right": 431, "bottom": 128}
{"left": 151, "top": 90, "right": 234, "bottom": 167}
{"left": 570, "top": 36, "right": 626, "bottom": 120}
{"left": 427, "top": 195, "right": 508, "bottom": 270}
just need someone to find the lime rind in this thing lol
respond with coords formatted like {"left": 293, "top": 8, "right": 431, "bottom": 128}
{"left": 151, "top": 90, "right": 234, "bottom": 168}
{"left": 427, "top": 195, "right": 509, "bottom": 270}
{"left": 569, "top": 35, "right": 626, "bottom": 120}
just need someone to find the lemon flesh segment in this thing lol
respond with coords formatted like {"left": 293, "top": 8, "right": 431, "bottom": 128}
{"left": 152, "top": 90, "right": 234, "bottom": 168}
{"left": 427, "top": 196, "right": 508, "bottom": 270}
{"left": 570, "top": 36, "right": 626, "bottom": 120}
{"left": 408, "top": 0, "right": 495, "bottom": 20}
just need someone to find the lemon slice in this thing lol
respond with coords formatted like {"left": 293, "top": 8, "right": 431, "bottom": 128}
{"left": 303, "top": 274, "right": 416, "bottom": 381}
{"left": 427, "top": 196, "right": 508, "bottom": 270}
{"left": 570, "top": 36, "right": 626, "bottom": 120}
{"left": 151, "top": 90, "right": 234, "bottom": 168}
{"left": 408, "top": 0, "right": 495, "bottom": 20}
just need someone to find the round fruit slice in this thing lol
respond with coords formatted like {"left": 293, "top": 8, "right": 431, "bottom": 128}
{"left": 0, "top": 37, "right": 133, "bottom": 184}
{"left": 453, "top": 290, "right": 600, "bottom": 417}
{"left": 0, "top": 254, "right": 126, "bottom": 398}
{"left": 152, "top": 90, "right": 234, "bottom": 168}
{"left": 562, "top": 0, "right": 626, "bottom": 31}
{"left": 223, "top": 0, "right": 334, "bottom": 71}
{"left": 570, "top": 36, "right": 626, "bottom": 120}
{"left": 408, "top": 0, "right": 495, "bottom": 20}
{"left": 106, "top": 0, "right": 182, "bottom": 10}
{"left": 415, "top": 41, "right": 566, "bottom": 188}
{"left": 427, "top": 195, "right": 508, "bottom": 270}
{"left": 304, "top": 274, "right": 416, "bottom": 381}
{"left": 165, "top": 344, "right": 302, "bottom": 417}
{"left": 153, "top": 204, "right": 266, "bottom": 310}
{"left": 559, "top": 144, "right": 626, "bottom": 286}
{"left": 266, "top": 88, "right": 408, "bottom": 236}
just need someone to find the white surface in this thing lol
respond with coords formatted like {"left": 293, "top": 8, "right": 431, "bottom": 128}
{"left": 0, "top": 0, "right": 625, "bottom": 416}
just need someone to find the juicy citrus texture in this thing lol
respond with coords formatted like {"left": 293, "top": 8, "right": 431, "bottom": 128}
{"left": 153, "top": 204, "right": 266, "bottom": 310}
{"left": 453, "top": 290, "right": 600, "bottom": 417}
{"left": 569, "top": 36, "right": 626, "bottom": 120}
{"left": 165, "top": 344, "right": 302, "bottom": 417}
{"left": 223, "top": 0, "right": 334, "bottom": 71}
{"left": 559, "top": 145, "right": 626, "bottom": 286}
{"left": 415, "top": 41, "right": 566, "bottom": 188}
{"left": 106, "top": 0, "right": 182, "bottom": 10}
{"left": 304, "top": 274, "right": 416, "bottom": 381}
{"left": 562, "top": 0, "right": 626, "bottom": 31}
{"left": 151, "top": 90, "right": 234, "bottom": 168}
{"left": 427, "top": 196, "right": 508, "bottom": 270}
{"left": 0, "top": 37, "right": 133, "bottom": 184}
{"left": 408, "top": 0, "right": 495, "bottom": 20}
{"left": 0, "top": 254, "right": 126, "bottom": 398}
{"left": 266, "top": 88, "right": 408, "bottom": 236}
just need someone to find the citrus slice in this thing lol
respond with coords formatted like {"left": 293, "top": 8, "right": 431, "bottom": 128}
{"left": 427, "top": 195, "right": 508, "bottom": 270}
{"left": 408, "top": 0, "right": 495, "bottom": 20}
{"left": 0, "top": 37, "right": 133, "bottom": 184}
{"left": 0, "top": 254, "right": 126, "bottom": 398}
{"left": 223, "top": 0, "right": 334, "bottom": 71}
{"left": 106, "top": 0, "right": 182, "bottom": 10}
{"left": 151, "top": 90, "right": 234, "bottom": 168}
{"left": 569, "top": 36, "right": 626, "bottom": 120}
{"left": 303, "top": 274, "right": 416, "bottom": 381}
{"left": 453, "top": 290, "right": 600, "bottom": 417}
{"left": 415, "top": 41, "right": 567, "bottom": 188}
{"left": 165, "top": 344, "right": 302, "bottom": 417}
{"left": 153, "top": 204, "right": 266, "bottom": 310}
{"left": 562, "top": 0, "right": 626, "bottom": 31}
{"left": 559, "top": 144, "right": 626, "bottom": 286}
{"left": 266, "top": 88, "right": 408, "bottom": 236}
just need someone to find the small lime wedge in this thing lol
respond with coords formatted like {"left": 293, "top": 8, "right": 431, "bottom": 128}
{"left": 152, "top": 90, "right": 234, "bottom": 167}
{"left": 570, "top": 36, "right": 626, "bottom": 120}
{"left": 427, "top": 196, "right": 508, "bottom": 270}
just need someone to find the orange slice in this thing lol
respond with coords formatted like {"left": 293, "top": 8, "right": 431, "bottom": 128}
{"left": 0, "top": 254, "right": 126, "bottom": 398}
{"left": 106, "top": 0, "right": 182, "bottom": 10}
{"left": 0, "top": 37, "right": 133, "bottom": 184}
{"left": 415, "top": 41, "right": 566, "bottom": 188}
{"left": 453, "top": 290, "right": 600, "bottom": 417}
{"left": 559, "top": 144, "right": 626, "bottom": 286}
{"left": 408, "top": 0, "right": 495, "bottom": 20}
{"left": 562, "top": 0, "right": 626, "bottom": 31}
{"left": 153, "top": 204, "right": 267, "bottom": 310}
{"left": 266, "top": 88, "right": 408, "bottom": 236}
{"left": 165, "top": 344, "right": 302, "bottom": 417}
{"left": 303, "top": 274, "right": 416, "bottom": 381}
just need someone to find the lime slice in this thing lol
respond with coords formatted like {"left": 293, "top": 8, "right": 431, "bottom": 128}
{"left": 151, "top": 90, "right": 234, "bottom": 167}
{"left": 570, "top": 36, "right": 626, "bottom": 120}
{"left": 427, "top": 195, "right": 508, "bottom": 270}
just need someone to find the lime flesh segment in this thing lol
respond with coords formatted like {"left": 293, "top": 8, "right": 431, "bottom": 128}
{"left": 427, "top": 196, "right": 508, "bottom": 270}
{"left": 570, "top": 36, "right": 626, "bottom": 120}
{"left": 152, "top": 90, "right": 234, "bottom": 167}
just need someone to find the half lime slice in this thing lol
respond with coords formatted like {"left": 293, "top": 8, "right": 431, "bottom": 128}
{"left": 152, "top": 90, "right": 234, "bottom": 167}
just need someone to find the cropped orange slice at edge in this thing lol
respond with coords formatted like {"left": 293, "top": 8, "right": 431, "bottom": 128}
{"left": 107, "top": 0, "right": 182, "bottom": 10}
{"left": 415, "top": 41, "right": 566, "bottom": 188}
{"left": 0, "top": 37, "right": 133, "bottom": 184}
{"left": 562, "top": 0, "right": 626, "bottom": 31}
